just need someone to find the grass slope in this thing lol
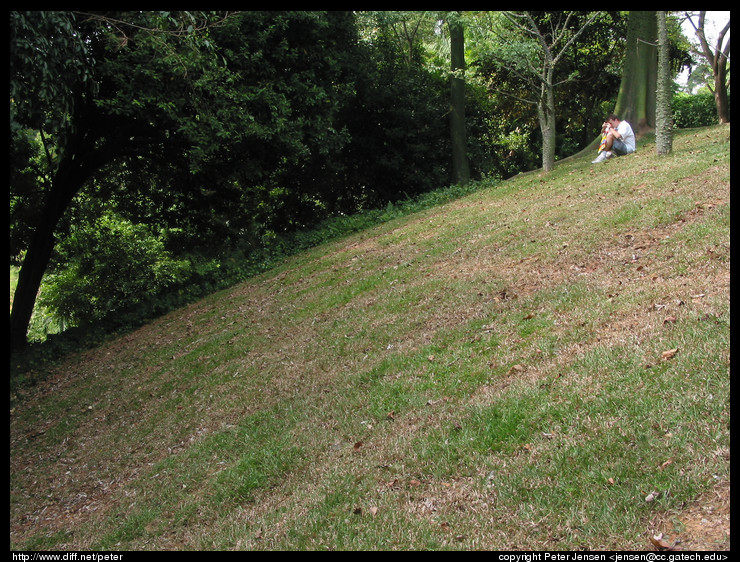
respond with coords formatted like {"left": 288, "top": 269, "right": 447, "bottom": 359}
{"left": 10, "top": 126, "right": 730, "bottom": 551}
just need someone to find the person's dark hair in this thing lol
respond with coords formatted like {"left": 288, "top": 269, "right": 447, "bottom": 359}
{"left": 606, "top": 113, "right": 619, "bottom": 121}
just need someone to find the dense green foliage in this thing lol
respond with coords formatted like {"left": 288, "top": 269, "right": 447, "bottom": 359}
{"left": 40, "top": 213, "right": 191, "bottom": 327}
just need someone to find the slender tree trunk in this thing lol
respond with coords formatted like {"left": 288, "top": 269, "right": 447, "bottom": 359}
{"left": 538, "top": 72, "right": 557, "bottom": 172}
{"left": 449, "top": 15, "right": 470, "bottom": 185}
{"left": 614, "top": 11, "right": 657, "bottom": 136}
{"left": 655, "top": 11, "right": 673, "bottom": 155}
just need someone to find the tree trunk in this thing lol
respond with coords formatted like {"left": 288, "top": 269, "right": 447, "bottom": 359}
{"left": 693, "top": 11, "right": 731, "bottom": 124}
{"left": 713, "top": 69, "right": 730, "bottom": 124}
{"left": 449, "top": 16, "right": 470, "bottom": 185}
{"left": 10, "top": 111, "right": 119, "bottom": 351}
{"left": 10, "top": 230, "right": 56, "bottom": 351}
{"left": 655, "top": 11, "right": 673, "bottom": 155}
{"left": 538, "top": 75, "right": 557, "bottom": 172}
{"left": 614, "top": 11, "right": 657, "bottom": 136}
{"left": 10, "top": 165, "right": 83, "bottom": 351}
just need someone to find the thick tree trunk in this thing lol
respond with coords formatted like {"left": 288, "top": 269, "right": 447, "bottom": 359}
{"left": 10, "top": 167, "right": 82, "bottom": 351}
{"left": 10, "top": 113, "right": 120, "bottom": 351}
{"left": 614, "top": 11, "right": 657, "bottom": 136}
{"left": 714, "top": 72, "right": 730, "bottom": 124}
{"left": 10, "top": 233, "right": 55, "bottom": 351}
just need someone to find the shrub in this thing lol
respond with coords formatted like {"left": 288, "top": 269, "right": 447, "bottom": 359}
{"left": 672, "top": 92, "right": 727, "bottom": 128}
{"left": 40, "top": 213, "right": 191, "bottom": 327}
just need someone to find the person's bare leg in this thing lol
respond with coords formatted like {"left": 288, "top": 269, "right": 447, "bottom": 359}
{"left": 604, "top": 131, "right": 615, "bottom": 151}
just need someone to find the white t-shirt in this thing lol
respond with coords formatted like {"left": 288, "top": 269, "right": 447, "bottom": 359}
{"left": 616, "top": 120, "right": 636, "bottom": 152}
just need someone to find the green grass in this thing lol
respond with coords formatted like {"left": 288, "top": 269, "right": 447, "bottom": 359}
{"left": 10, "top": 126, "right": 730, "bottom": 551}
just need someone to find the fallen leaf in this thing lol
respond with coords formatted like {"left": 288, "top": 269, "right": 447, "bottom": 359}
{"left": 369, "top": 506, "right": 378, "bottom": 516}
{"left": 508, "top": 364, "right": 525, "bottom": 375}
{"left": 661, "top": 348, "right": 678, "bottom": 360}
{"left": 353, "top": 441, "right": 363, "bottom": 451}
{"left": 659, "top": 459, "right": 673, "bottom": 471}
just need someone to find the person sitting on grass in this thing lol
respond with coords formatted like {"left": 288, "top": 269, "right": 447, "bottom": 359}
{"left": 592, "top": 113, "right": 636, "bottom": 163}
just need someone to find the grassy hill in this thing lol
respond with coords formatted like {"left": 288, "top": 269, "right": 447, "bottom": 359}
{"left": 10, "top": 126, "right": 730, "bottom": 551}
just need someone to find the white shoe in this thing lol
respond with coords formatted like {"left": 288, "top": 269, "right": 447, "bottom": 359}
{"left": 591, "top": 151, "right": 611, "bottom": 163}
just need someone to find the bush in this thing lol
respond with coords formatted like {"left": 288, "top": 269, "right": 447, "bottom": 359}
{"left": 40, "top": 213, "right": 191, "bottom": 327}
{"left": 672, "top": 92, "right": 726, "bottom": 129}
